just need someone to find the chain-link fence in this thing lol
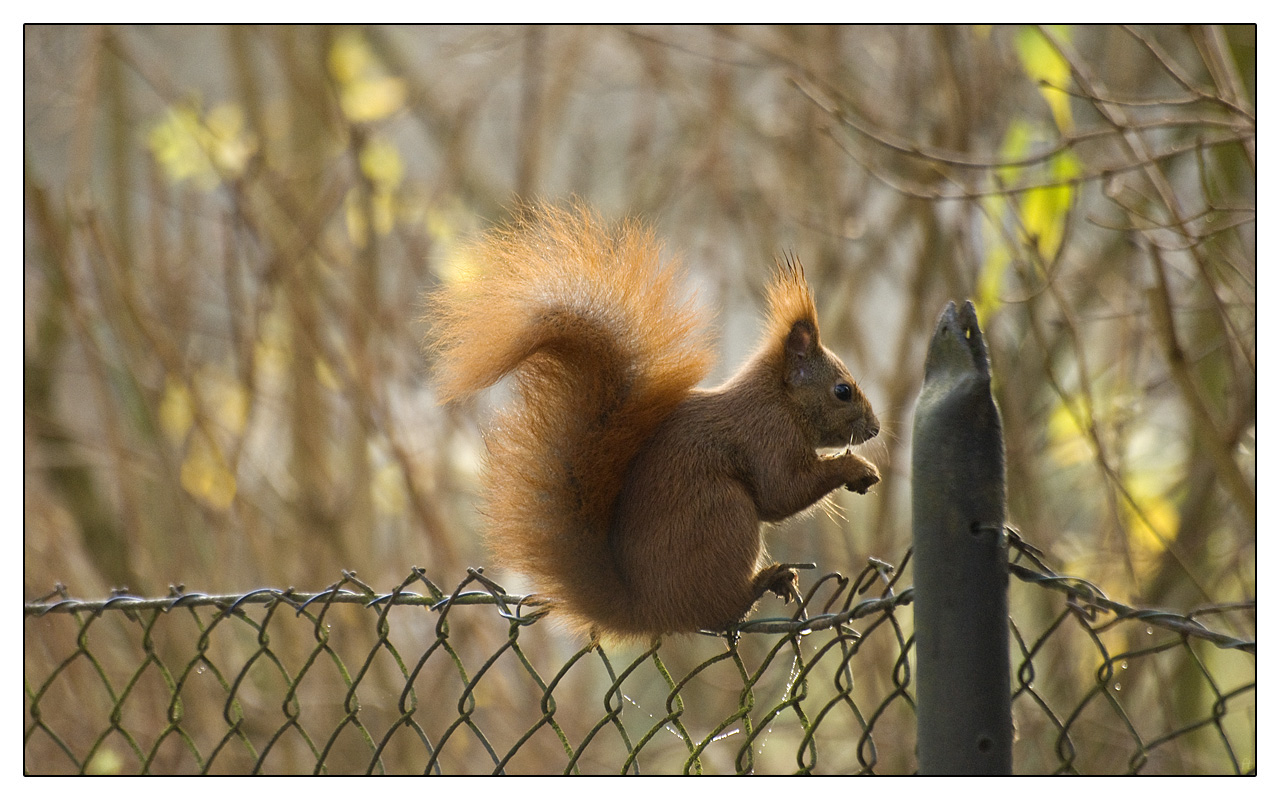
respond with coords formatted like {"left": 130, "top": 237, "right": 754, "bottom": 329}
{"left": 24, "top": 536, "right": 1254, "bottom": 776}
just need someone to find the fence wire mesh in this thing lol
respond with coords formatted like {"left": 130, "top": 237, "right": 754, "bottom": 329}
{"left": 24, "top": 537, "right": 1254, "bottom": 776}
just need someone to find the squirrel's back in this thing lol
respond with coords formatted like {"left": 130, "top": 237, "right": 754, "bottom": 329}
{"left": 427, "top": 203, "right": 714, "bottom": 634}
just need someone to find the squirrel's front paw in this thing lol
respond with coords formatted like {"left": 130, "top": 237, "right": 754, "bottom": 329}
{"left": 758, "top": 565, "right": 800, "bottom": 604}
{"left": 844, "top": 455, "right": 880, "bottom": 494}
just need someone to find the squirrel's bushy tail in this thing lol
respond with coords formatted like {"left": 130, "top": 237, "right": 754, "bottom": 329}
{"left": 427, "top": 203, "right": 713, "bottom": 634}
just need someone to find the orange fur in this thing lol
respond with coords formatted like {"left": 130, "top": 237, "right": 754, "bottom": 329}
{"left": 426, "top": 203, "right": 880, "bottom": 640}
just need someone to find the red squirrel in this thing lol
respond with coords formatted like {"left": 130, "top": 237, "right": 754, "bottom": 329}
{"left": 427, "top": 203, "right": 880, "bottom": 640}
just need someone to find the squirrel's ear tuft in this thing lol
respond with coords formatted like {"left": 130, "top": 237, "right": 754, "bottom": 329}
{"left": 781, "top": 251, "right": 805, "bottom": 282}
{"left": 765, "top": 254, "right": 819, "bottom": 349}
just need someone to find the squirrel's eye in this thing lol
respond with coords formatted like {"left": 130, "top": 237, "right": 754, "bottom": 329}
{"left": 834, "top": 383, "right": 853, "bottom": 402}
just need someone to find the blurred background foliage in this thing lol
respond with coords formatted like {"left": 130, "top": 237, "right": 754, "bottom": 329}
{"left": 24, "top": 24, "right": 1254, "bottom": 772}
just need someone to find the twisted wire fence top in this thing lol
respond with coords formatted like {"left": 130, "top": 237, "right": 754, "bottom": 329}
{"left": 24, "top": 539, "right": 1254, "bottom": 775}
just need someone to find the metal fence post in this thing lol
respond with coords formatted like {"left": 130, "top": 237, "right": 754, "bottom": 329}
{"left": 911, "top": 300, "right": 1012, "bottom": 774}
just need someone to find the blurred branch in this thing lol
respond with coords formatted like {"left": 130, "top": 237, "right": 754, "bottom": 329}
{"left": 1122, "top": 25, "right": 1254, "bottom": 124}
{"left": 795, "top": 73, "right": 1248, "bottom": 173}
{"left": 815, "top": 113, "right": 1244, "bottom": 203}
{"left": 1040, "top": 27, "right": 1255, "bottom": 529}
{"left": 1145, "top": 243, "right": 1255, "bottom": 527}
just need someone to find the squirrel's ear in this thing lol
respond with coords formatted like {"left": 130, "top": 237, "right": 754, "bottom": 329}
{"left": 784, "top": 321, "right": 815, "bottom": 385}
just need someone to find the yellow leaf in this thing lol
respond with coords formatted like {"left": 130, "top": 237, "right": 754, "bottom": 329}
{"left": 158, "top": 376, "right": 194, "bottom": 445}
{"left": 1123, "top": 472, "right": 1179, "bottom": 557}
{"left": 994, "top": 119, "right": 1079, "bottom": 264}
{"left": 372, "top": 462, "right": 407, "bottom": 515}
{"left": 205, "top": 103, "right": 256, "bottom": 176}
{"left": 996, "top": 119, "right": 1033, "bottom": 186}
{"left": 314, "top": 357, "right": 341, "bottom": 391}
{"left": 1015, "top": 26, "right": 1073, "bottom": 133}
{"left": 148, "top": 104, "right": 217, "bottom": 189}
{"left": 1047, "top": 395, "right": 1092, "bottom": 466}
{"left": 253, "top": 304, "right": 291, "bottom": 380}
{"left": 254, "top": 339, "right": 288, "bottom": 382}
{"left": 359, "top": 137, "right": 404, "bottom": 189}
{"left": 1020, "top": 151, "right": 1080, "bottom": 261}
{"left": 328, "top": 29, "right": 374, "bottom": 86}
{"left": 340, "top": 76, "right": 406, "bottom": 123}
{"left": 180, "top": 433, "right": 237, "bottom": 510}
{"left": 146, "top": 101, "right": 255, "bottom": 188}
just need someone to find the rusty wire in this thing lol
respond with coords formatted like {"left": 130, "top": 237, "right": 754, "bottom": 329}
{"left": 24, "top": 543, "right": 1254, "bottom": 775}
